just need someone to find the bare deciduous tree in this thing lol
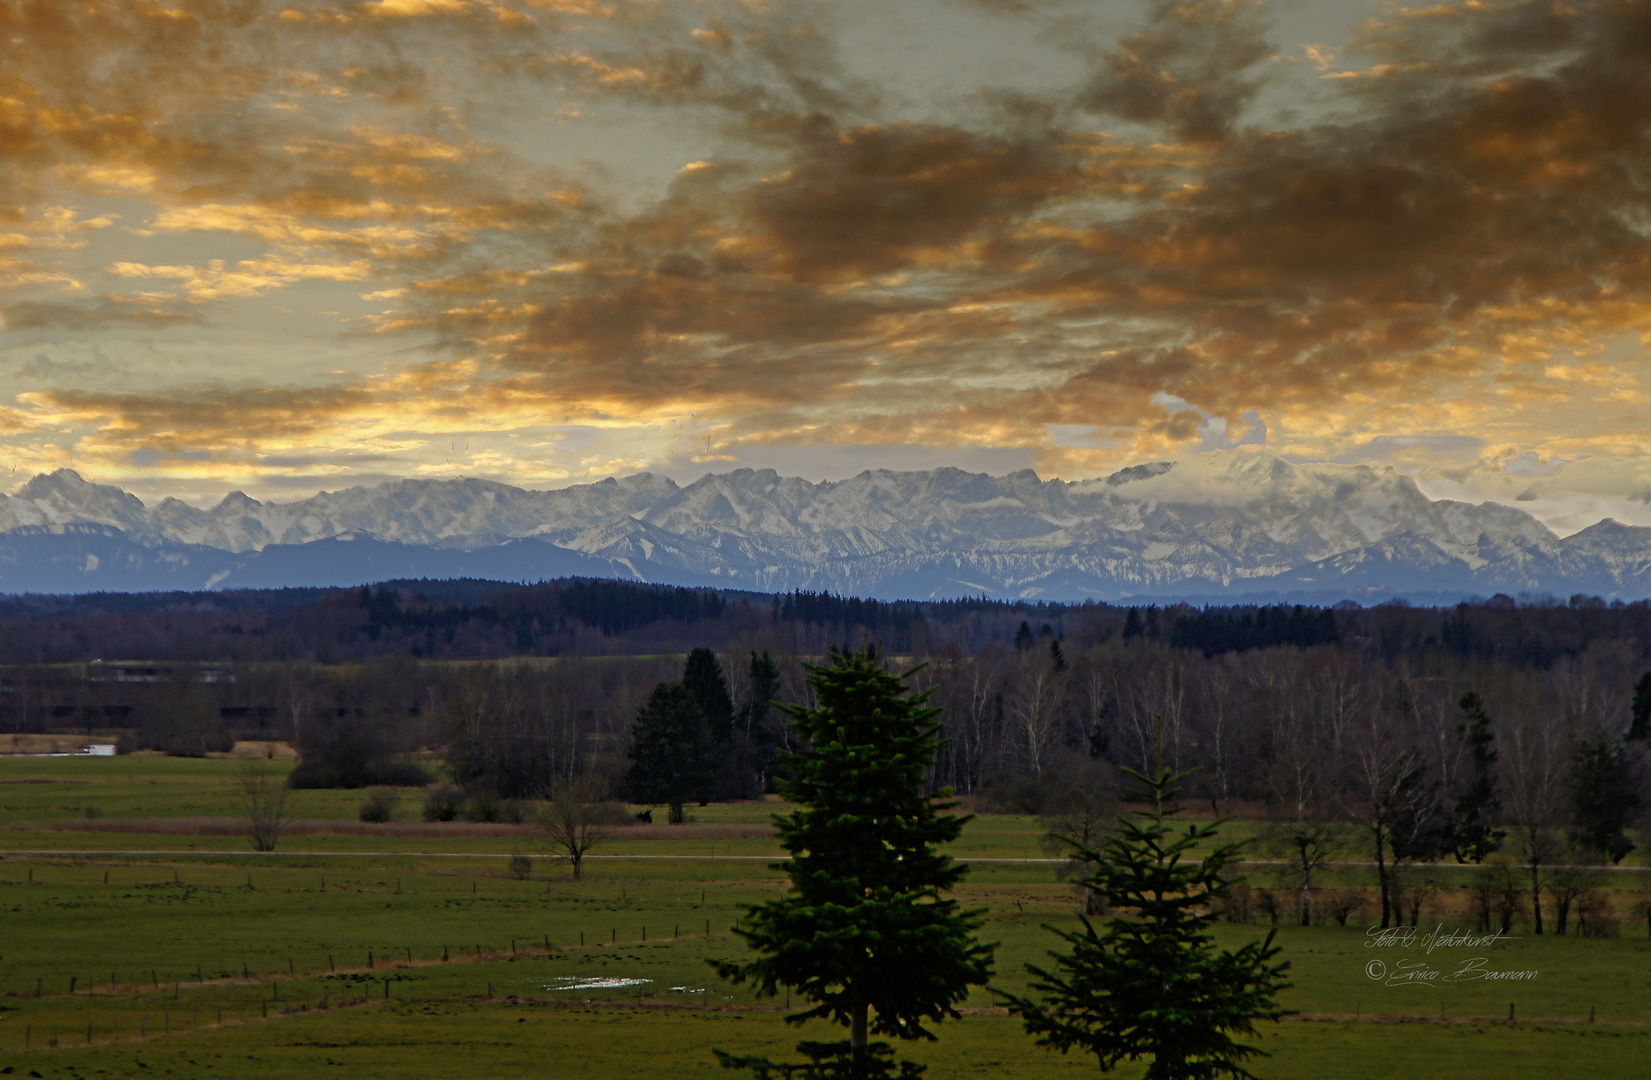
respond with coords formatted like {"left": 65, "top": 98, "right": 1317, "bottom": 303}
{"left": 1256, "top": 653, "right": 1345, "bottom": 927}
{"left": 1343, "top": 694, "right": 1446, "bottom": 929}
{"left": 539, "top": 776, "right": 610, "bottom": 881}
{"left": 237, "top": 760, "right": 288, "bottom": 852}
{"left": 1546, "top": 843, "right": 1606, "bottom": 935}
{"left": 1265, "top": 817, "right": 1344, "bottom": 927}
{"left": 1011, "top": 654, "right": 1063, "bottom": 779}
{"left": 1504, "top": 709, "right": 1567, "bottom": 934}
{"left": 1039, "top": 767, "right": 1117, "bottom": 915}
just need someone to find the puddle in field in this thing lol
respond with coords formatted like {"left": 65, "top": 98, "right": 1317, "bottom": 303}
{"left": 546, "top": 976, "right": 653, "bottom": 991}
{"left": 669, "top": 987, "right": 705, "bottom": 994}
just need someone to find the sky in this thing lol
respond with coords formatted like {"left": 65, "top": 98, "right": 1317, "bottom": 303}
{"left": 1, "top": 0, "right": 1649, "bottom": 536}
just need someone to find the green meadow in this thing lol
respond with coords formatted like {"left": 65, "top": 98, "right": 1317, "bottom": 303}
{"left": 2, "top": 754, "right": 1649, "bottom": 1078}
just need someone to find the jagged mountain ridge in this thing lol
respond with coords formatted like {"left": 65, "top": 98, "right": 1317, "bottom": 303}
{"left": 0, "top": 449, "right": 1645, "bottom": 600}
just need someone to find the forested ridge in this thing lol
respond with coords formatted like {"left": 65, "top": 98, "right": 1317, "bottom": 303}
{"left": 0, "top": 577, "right": 1646, "bottom": 666}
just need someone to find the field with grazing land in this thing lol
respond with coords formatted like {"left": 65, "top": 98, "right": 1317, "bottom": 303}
{"left": 1, "top": 752, "right": 1648, "bottom": 1079}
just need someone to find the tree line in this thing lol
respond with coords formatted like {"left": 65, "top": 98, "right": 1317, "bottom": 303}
{"left": 0, "top": 577, "right": 1649, "bottom": 666}
{"left": 2, "top": 581, "right": 1647, "bottom": 930}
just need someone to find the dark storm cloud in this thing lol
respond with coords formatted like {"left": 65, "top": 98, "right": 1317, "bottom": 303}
{"left": 1077, "top": 0, "right": 1273, "bottom": 142}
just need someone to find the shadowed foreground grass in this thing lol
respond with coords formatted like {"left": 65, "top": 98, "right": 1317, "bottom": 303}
{"left": 9, "top": 1000, "right": 1651, "bottom": 1079}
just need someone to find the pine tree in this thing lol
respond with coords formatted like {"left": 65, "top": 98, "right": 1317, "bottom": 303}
{"left": 685, "top": 647, "right": 737, "bottom": 748}
{"left": 713, "top": 647, "right": 994, "bottom": 1079}
{"left": 1122, "top": 608, "right": 1144, "bottom": 640}
{"left": 1450, "top": 692, "right": 1505, "bottom": 863}
{"left": 744, "top": 650, "right": 783, "bottom": 794}
{"left": 1630, "top": 671, "right": 1651, "bottom": 741}
{"left": 1569, "top": 728, "right": 1640, "bottom": 864}
{"left": 1050, "top": 638, "right": 1068, "bottom": 672}
{"left": 625, "top": 683, "right": 711, "bottom": 824}
{"left": 684, "top": 647, "right": 738, "bottom": 800}
{"left": 1005, "top": 758, "right": 1291, "bottom": 1080}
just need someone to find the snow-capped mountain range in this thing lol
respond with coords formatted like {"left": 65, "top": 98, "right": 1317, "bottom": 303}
{"left": 0, "top": 448, "right": 1647, "bottom": 601}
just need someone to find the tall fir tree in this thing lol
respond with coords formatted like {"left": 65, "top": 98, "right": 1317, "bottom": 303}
{"left": 713, "top": 647, "right": 994, "bottom": 1080}
{"left": 684, "top": 647, "right": 738, "bottom": 800}
{"left": 1569, "top": 728, "right": 1641, "bottom": 864}
{"left": 1630, "top": 671, "right": 1651, "bottom": 741}
{"left": 1121, "top": 608, "right": 1144, "bottom": 640}
{"left": 1451, "top": 692, "right": 1505, "bottom": 863}
{"left": 625, "top": 683, "right": 711, "bottom": 824}
{"left": 1005, "top": 756, "right": 1291, "bottom": 1080}
{"left": 684, "top": 647, "right": 737, "bottom": 748}
{"left": 743, "top": 650, "right": 783, "bottom": 794}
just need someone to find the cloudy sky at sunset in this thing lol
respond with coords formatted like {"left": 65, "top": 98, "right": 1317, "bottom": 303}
{"left": 2, "top": 0, "right": 1649, "bottom": 534}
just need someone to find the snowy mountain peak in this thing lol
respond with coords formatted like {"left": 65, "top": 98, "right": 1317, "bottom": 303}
{"left": 0, "top": 452, "right": 1645, "bottom": 600}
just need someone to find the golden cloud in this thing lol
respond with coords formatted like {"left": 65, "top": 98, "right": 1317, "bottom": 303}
{"left": 0, "top": 0, "right": 1649, "bottom": 491}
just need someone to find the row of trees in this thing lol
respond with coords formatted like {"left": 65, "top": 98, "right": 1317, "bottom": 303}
{"left": 624, "top": 648, "right": 783, "bottom": 820}
{"left": 7, "top": 587, "right": 1648, "bottom": 910}
{"left": 3, "top": 577, "right": 1651, "bottom": 666}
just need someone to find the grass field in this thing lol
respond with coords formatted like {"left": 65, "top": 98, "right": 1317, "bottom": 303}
{"left": 2, "top": 752, "right": 1649, "bottom": 1078}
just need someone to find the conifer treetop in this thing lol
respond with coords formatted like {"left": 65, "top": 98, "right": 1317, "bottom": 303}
{"left": 1006, "top": 762, "right": 1291, "bottom": 1080}
{"left": 714, "top": 646, "right": 994, "bottom": 1078}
